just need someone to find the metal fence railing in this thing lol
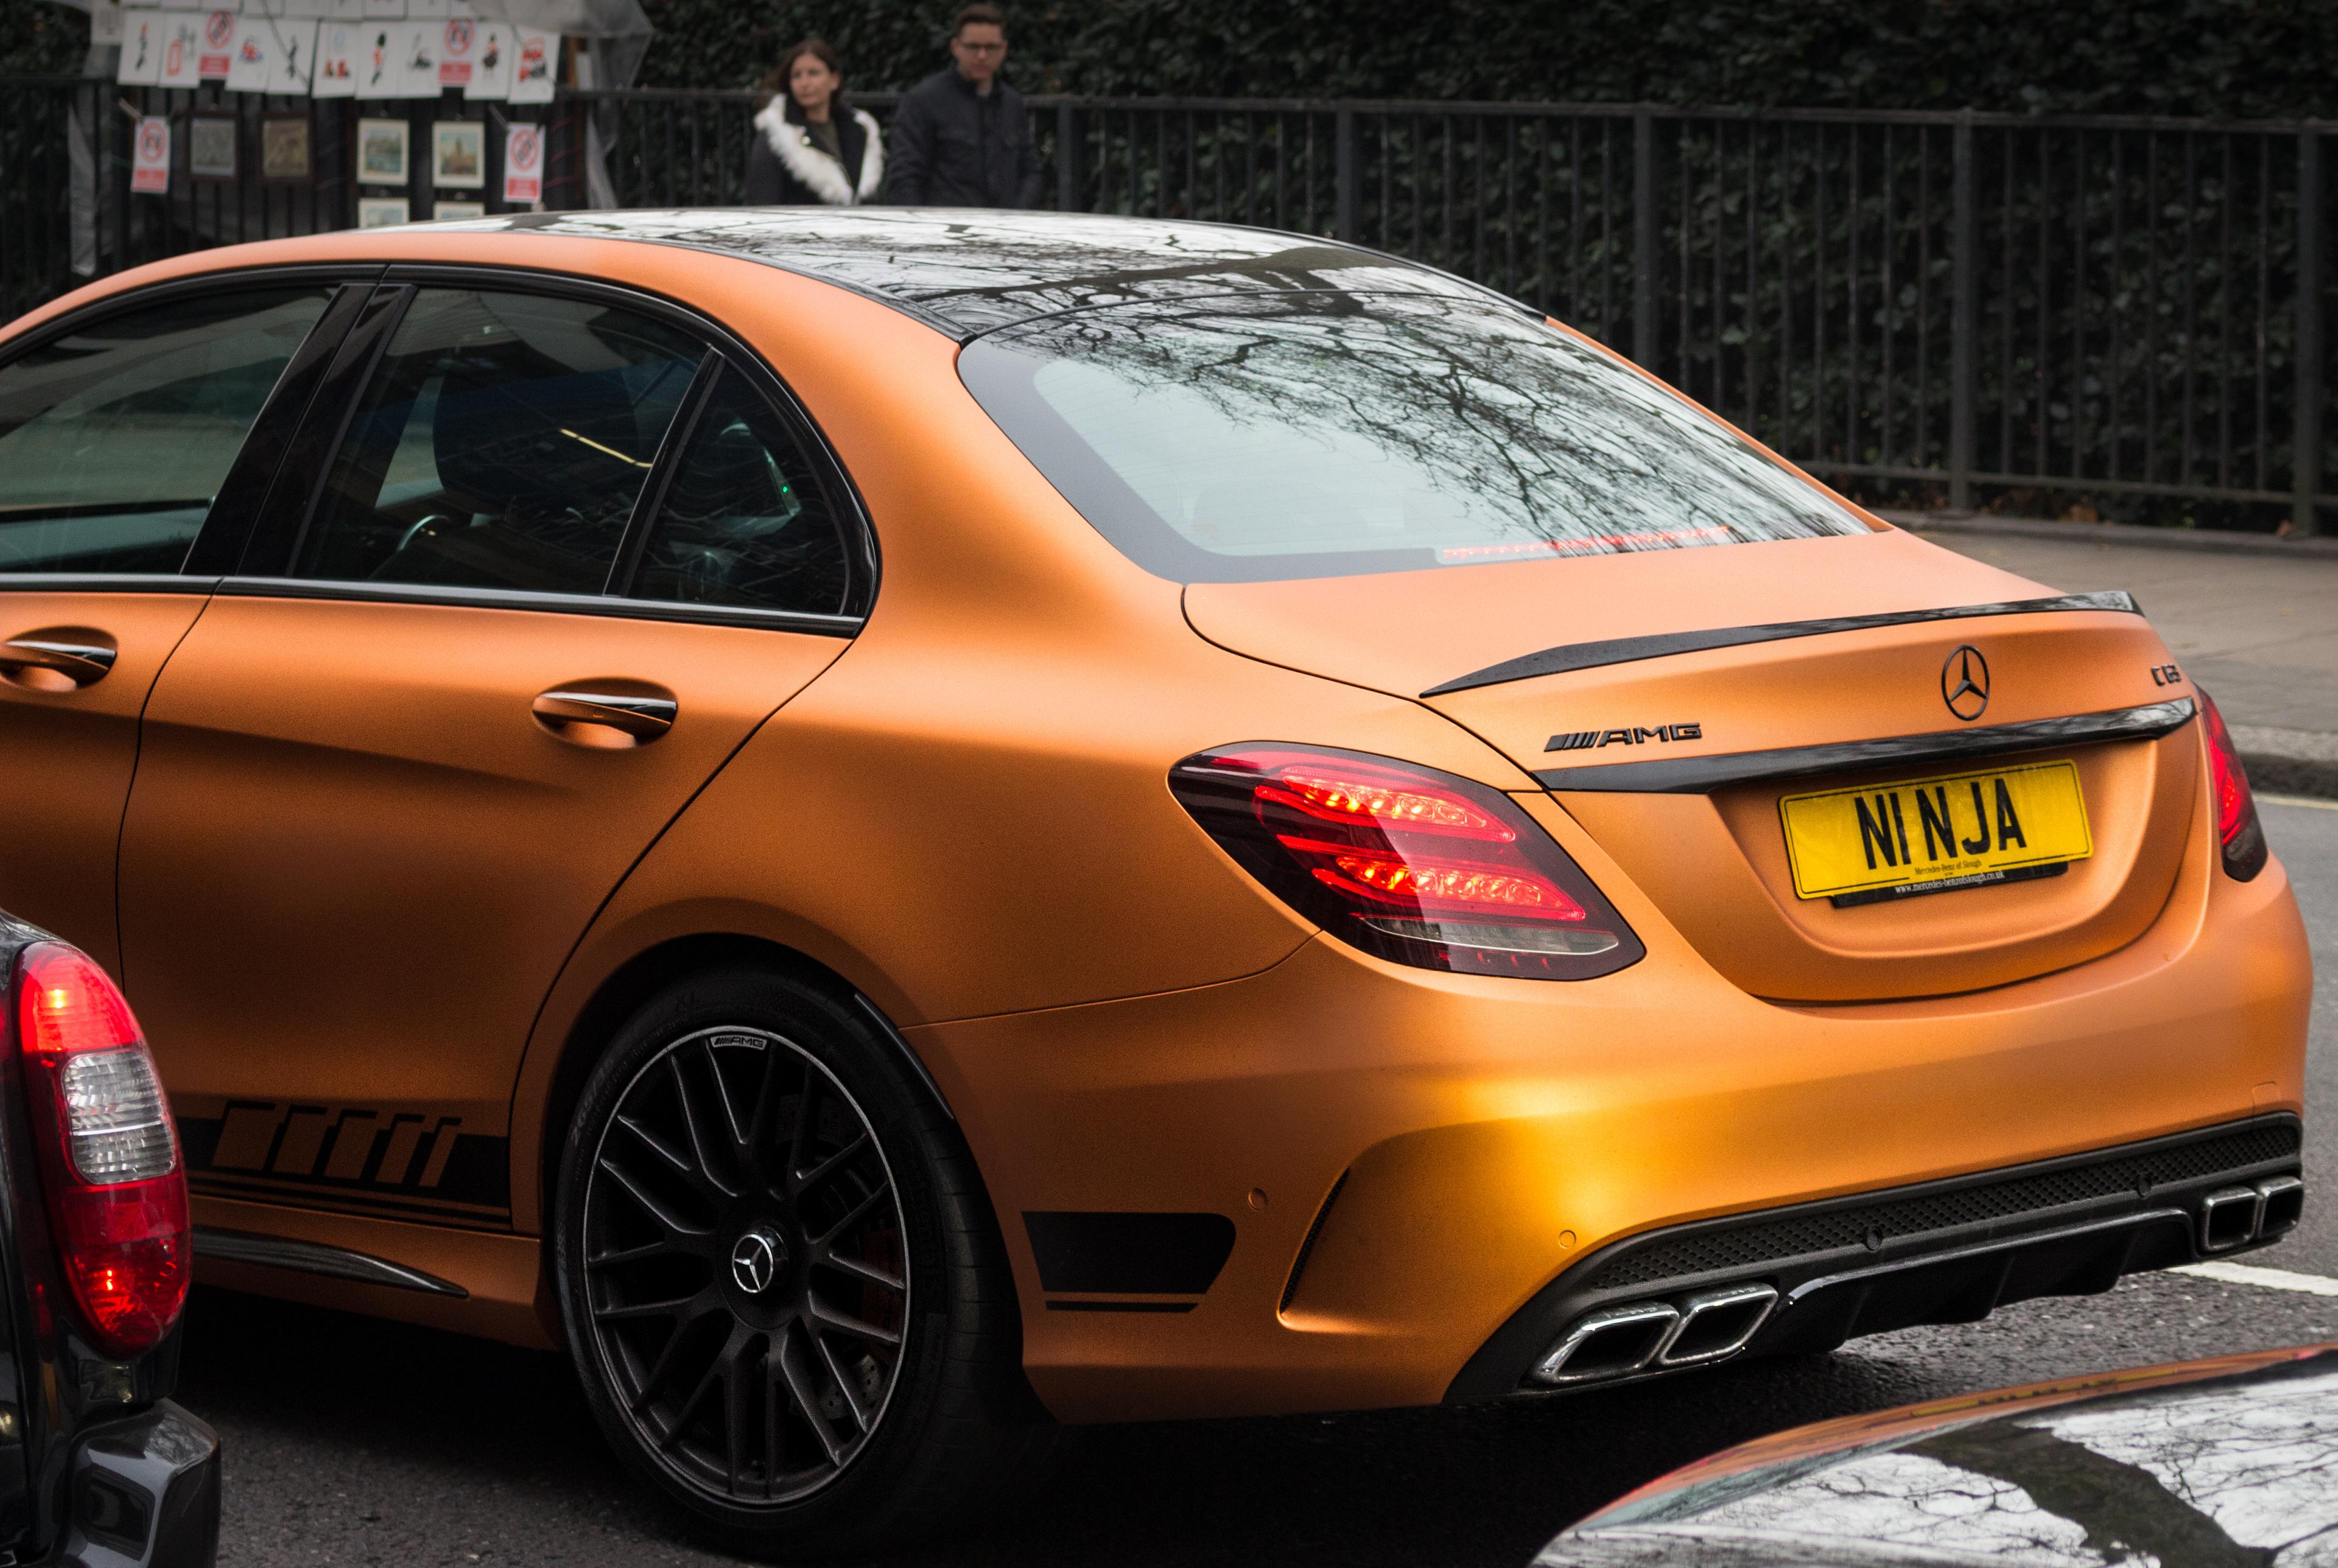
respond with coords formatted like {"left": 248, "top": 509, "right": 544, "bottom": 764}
{"left": 5, "top": 78, "right": 2332, "bottom": 533}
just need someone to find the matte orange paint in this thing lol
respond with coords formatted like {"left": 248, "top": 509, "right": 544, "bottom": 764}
{"left": 0, "top": 229, "right": 2310, "bottom": 1418}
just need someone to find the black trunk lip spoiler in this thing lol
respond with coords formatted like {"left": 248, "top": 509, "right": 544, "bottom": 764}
{"left": 1420, "top": 590, "right": 2143, "bottom": 698}
{"left": 1535, "top": 696, "right": 2195, "bottom": 794}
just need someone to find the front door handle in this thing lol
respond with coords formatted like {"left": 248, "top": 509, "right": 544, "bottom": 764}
{"left": 0, "top": 630, "right": 118, "bottom": 691}
{"left": 532, "top": 685, "right": 678, "bottom": 747}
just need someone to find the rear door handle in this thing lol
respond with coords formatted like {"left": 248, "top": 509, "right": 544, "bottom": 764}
{"left": 0, "top": 632, "right": 118, "bottom": 690}
{"left": 531, "top": 686, "right": 678, "bottom": 746}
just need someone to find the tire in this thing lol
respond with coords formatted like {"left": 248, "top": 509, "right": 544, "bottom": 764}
{"left": 552, "top": 966, "right": 1055, "bottom": 1557}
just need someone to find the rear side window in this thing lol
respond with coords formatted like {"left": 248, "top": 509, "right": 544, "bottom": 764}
{"left": 958, "top": 293, "right": 1872, "bottom": 583}
{"left": 628, "top": 367, "right": 852, "bottom": 617}
{"left": 0, "top": 288, "right": 331, "bottom": 574}
{"left": 295, "top": 289, "right": 700, "bottom": 595}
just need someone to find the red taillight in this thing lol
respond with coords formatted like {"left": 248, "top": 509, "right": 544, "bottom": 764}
{"left": 1169, "top": 744, "right": 1643, "bottom": 979}
{"left": 2199, "top": 691, "right": 2269, "bottom": 882}
{"left": 12, "top": 943, "right": 188, "bottom": 1357}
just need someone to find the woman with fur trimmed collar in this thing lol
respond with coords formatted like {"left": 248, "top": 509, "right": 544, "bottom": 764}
{"left": 747, "top": 40, "right": 884, "bottom": 206}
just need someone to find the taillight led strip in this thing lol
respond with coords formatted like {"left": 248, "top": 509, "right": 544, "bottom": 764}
{"left": 1170, "top": 743, "right": 1644, "bottom": 980}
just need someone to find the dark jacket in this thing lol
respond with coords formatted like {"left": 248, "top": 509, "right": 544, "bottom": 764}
{"left": 746, "top": 97, "right": 884, "bottom": 206}
{"left": 882, "top": 66, "right": 1042, "bottom": 208}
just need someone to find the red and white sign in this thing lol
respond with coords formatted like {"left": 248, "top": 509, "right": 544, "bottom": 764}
{"left": 502, "top": 122, "right": 542, "bottom": 203}
{"left": 437, "top": 19, "right": 474, "bottom": 86}
{"left": 196, "top": 9, "right": 234, "bottom": 79}
{"left": 507, "top": 29, "right": 555, "bottom": 104}
{"left": 131, "top": 116, "right": 170, "bottom": 194}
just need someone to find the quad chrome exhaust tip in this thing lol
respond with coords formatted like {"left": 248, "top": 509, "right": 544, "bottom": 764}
{"left": 1531, "top": 1301, "right": 1679, "bottom": 1385}
{"left": 1655, "top": 1283, "right": 1778, "bottom": 1367}
{"left": 1530, "top": 1284, "right": 1780, "bottom": 1385}
{"left": 2202, "top": 1176, "right": 2305, "bottom": 1255}
{"left": 1528, "top": 1172, "right": 2306, "bottom": 1390}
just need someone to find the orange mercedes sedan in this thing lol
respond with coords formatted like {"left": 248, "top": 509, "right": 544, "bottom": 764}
{"left": 0, "top": 210, "right": 2310, "bottom": 1554}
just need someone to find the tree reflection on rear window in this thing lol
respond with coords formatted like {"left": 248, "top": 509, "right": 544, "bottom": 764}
{"left": 959, "top": 293, "right": 1872, "bottom": 583}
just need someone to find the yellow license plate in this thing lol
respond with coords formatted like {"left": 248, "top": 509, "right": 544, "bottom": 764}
{"left": 1778, "top": 761, "right": 2093, "bottom": 903}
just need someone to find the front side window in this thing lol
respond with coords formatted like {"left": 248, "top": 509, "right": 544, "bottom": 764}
{"left": 628, "top": 368, "right": 852, "bottom": 617}
{"left": 959, "top": 293, "right": 1872, "bottom": 583}
{"left": 0, "top": 287, "right": 331, "bottom": 574}
{"left": 295, "top": 289, "right": 700, "bottom": 595}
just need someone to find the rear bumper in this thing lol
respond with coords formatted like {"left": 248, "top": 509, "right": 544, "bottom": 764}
{"left": 52, "top": 1402, "right": 220, "bottom": 1568}
{"left": 1451, "top": 1115, "right": 2302, "bottom": 1398}
{"left": 911, "top": 798, "right": 2312, "bottom": 1425}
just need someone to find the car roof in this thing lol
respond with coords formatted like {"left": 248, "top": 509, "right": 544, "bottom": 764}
{"left": 435, "top": 208, "right": 1518, "bottom": 338}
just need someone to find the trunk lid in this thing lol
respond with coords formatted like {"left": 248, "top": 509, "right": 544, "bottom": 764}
{"left": 1184, "top": 530, "right": 2198, "bottom": 1001}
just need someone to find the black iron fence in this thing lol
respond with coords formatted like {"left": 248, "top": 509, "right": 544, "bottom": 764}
{"left": 5, "top": 77, "right": 2331, "bottom": 533}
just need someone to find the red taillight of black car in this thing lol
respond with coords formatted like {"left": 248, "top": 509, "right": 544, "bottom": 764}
{"left": 2199, "top": 691, "right": 2269, "bottom": 882}
{"left": 1169, "top": 744, "right": 1644, "bottom": 979}
{"left": 13, "top": 943, "right": 189, "bottom": 1357}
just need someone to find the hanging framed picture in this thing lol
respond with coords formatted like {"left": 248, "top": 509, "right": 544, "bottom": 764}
{"left": 431, "top": 199, "right": 486, "bottom": 220}
{"left": 262, "top": 116, "right": 312, "bottom": 182}
{"left": 430, "top": 120, "right": 485, "bottom": 189}
{"left": 356, "top": 116, "right": 409, "bottom": 184}
{"left": 188, "top": 114, "right": 239, "bottom": 181}
{"left": 356, "top": 195, "right": 410, "bottom": 228}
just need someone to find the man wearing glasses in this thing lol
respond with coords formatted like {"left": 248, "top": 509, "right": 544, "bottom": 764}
{"left": 885, "top": 4, "right": 1042, "bottom": 208}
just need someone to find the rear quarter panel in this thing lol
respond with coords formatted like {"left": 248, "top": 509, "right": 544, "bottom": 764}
{"left": 500, "top": 243, "right": 1548, "bottom": 1233}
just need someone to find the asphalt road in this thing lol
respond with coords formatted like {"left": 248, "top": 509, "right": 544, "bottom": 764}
{"left": 187, "top": 797, "right": 2338, "bottom": 1568}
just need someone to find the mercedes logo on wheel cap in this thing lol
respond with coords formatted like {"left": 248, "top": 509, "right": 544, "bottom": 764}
{"left": 730, "top": 1227, "right": 786, "bottom": 1295}
{"left": 1941, "top": 644, "right": 1991, "bottom": 721}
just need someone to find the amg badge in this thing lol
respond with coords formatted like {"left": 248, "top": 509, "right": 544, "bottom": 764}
{"left": 1546, "top": 723, "right": 1704, "bottom": 752}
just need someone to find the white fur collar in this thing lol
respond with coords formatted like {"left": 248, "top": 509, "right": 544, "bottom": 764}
{"left": 754, "top": 101, "right": 883, "bottom": 206}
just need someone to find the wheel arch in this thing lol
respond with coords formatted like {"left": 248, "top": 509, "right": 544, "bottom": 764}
{"left": 521, "top": 929, "right": 972, "bottom": 1340}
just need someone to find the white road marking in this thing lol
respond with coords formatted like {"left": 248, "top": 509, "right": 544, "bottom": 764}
{"left": 2174, "top": 1261, "right": 2338, "bottom": 1296}
{"left": 2262, "top": 794, "right": 2338, "bottom": 811}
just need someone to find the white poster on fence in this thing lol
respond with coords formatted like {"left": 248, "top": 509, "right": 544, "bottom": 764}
{"left": 225, "top": 16, "right": 275, "bottom": 91}
{"left": 462, "top": 21, "right": 510, "bottom": 99}
{"left": 507, "top": 29, "right": 555, "bottom": 102}
{"left": 131, "top": 116, "right": 170, "bottom": 194}
{"left": 393, "top": 21, "right": 439, "bottom": 97}
{"left": 435, "top": 16, "right": 476, "bottom": 86}
{"left": 90, "top": 0, "right": 127, "bottom": 46}
{"left": 233, "top": 17, "right": 316, "bottom": 93}
{"left": 222, "top": 15, "right": 267, "bottom": 88}
{"left": 118, "top": 11, "right": 162, "bottom": 83}
{"left": 354, "top": 22, "right": 401, "bottom": 96}
{"left": 156, "top": 12, "right": 204, "bottom": 86}
{"left": 313, "top": 17, "right": 357, "bottom": 93}
{"left": 502, "top": 121, "right": 542, "bottom": 201}
{"left": 195, "top": 10, "right": 236, "bottom": 78}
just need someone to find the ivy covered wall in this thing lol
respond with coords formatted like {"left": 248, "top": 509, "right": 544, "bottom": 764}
{"left": 10, "top": 1, "right": 2334, "bottom": 119}
{"left": 628, "top": 0, "right": 2338, "bottom": 118}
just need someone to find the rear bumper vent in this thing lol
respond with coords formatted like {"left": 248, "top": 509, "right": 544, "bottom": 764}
{"left": 1451, "top": 1115, "right": 2303, "bottom": 1402}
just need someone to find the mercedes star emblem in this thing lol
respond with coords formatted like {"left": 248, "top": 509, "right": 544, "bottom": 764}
{"left": 1941, "top": 644, "right": 1991, "bottom": 721}
{"left": 730, "top": 1228, "right": 782, "bottom": 1295}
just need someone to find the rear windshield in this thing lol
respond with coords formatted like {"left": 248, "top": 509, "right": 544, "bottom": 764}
{"left": 958, "top": 293, "right": 1870, "bottom": 583}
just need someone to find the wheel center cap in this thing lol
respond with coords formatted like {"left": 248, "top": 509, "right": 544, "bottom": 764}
{"left": 730, "top": 1226, "right": 788, "bottom": 1295}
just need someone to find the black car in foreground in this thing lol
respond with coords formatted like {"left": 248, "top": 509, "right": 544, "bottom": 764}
{"left": 0, "top": 915, "right": 216, "bottom": 1565}
{"left": 1540, "top": 1341, "right": 2337, "bottom": 1567}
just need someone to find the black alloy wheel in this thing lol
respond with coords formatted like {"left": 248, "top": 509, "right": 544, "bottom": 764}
{"left": 555, "top": 968, "right": 1055, "bottom": 1558}
{"left": 583, "top": 1026, "right": 907, "bottom": 1500}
